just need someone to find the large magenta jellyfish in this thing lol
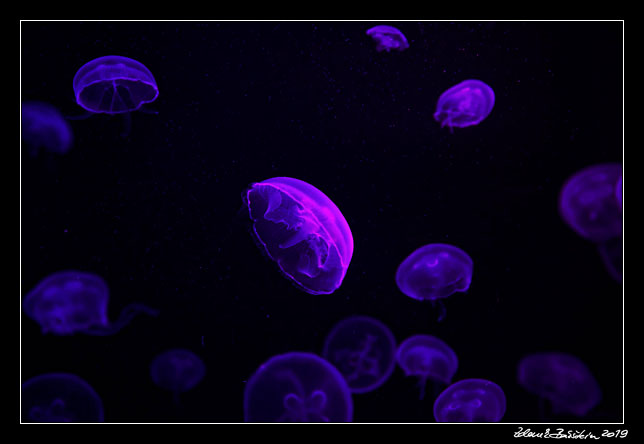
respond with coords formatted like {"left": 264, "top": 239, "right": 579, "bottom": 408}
{"left": 73, "top": 55, "right": 158, "bottom": 114}
{"left": 244, "top": 352, "right": 353, "bottom": 422}
{"left": 365, "top": 25, "right": 409, "bottom": 52}
{"left": 22, "top": 373, "right": 104, "bottom": 422}
{"left": 434, "top": 80, "right": 495, "bottom": 131}
{"left": 433, "top": 379, "right": 506, "bottom": 422}
{"left": 244, "top": 177, "right": 353, "bottom": 295}
{"left": 23, "top": 270, "right": 159, "bottom": 336}
{"left": 21, "top": 101, "right": 73, "bottom": 156}
{"left": 322, "top": 315, "right": 397, "bottom": 394}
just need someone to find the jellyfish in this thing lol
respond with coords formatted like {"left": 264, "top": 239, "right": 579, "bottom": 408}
{"left": 150, "top": 349, "right": 206, "bottom": 406}
{"left": 396, "top": 243, "right": 473, "bottom": 321}
{"left": 244, "top": 177, "right": 353, "bottom": 295}
{"left": 244, "top": 352, "right": 353, "bottom": 422}
{"left": 433, "top": 79, "right": 495, "bottom": 131}
{"left": 433, "top": 379, "right": 506, "bottom": 422}
{"left": 559, "top": 163, "right": 623, "bottom": 242}
{"left": 395, "top": 334, "right": 458, "bottom": 400}
{"left": 22, "top": 373, "right": 104, "bottom": 422}
{"left": 21, "top": 101, "right": 73, "bottom": 156}
{"left": 517, "top": 352, "right": 602, "bottom": 418}
{"left": 365, "top": 25, "right": 409, "bottom": 52}
{"left": 322, "top": 315, "right": 397, "bottom": 393}
{"left": 597, "top": 236, "right": 622, "bottom": 283}
{"left": 616, "top": 174, "right": 622, "bottom": 210}
{"left": 22, "top": 270, "right": 159, "bottom": 336}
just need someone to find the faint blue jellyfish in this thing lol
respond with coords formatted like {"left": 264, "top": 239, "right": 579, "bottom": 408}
{"left": 21, "top": 101, "right": 73, "bottom": 156}
{"left": 396, "top": 243, "right": 473, "bottom": 321}
{"left": 322, "top": 315, "right": 396, "bottom": 393}
{"left": 23, "top": 270, "right": 159, "bottom": 336}
{"left": 395, "top": 334, "right": 458, "bottom": 400}
{"left": 244, "top": 177, "right": 354, "bottom": 295}
{"left": 244, "top": 352, "right": 353, "bottom": 422}
{"left": 150, "top": 349, "right": 206, "bottom": 406}
{"left": 366, "top": 25, "right": 409, "bottom": 52}
{"left": 559, "top": 163, "right": 623, "bottom": 242}
{"left": 433, "top": 379, "right": 506, "bottom": 422}
{"left": 517, "top": 352, "right": 602, "bottom": 418}
{"left": 615, "top": 174, "right": 622, "bottom": 210}
{"left": 22, "top": 373, "right": 104, "bottom": 422}
{"left": 597, "top": 236, "right": 622, "bottom": 283}
{"left": 434, "top": 79, "right": 495, "bottom": 131}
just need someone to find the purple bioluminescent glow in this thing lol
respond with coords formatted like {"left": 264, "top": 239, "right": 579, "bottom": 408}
{"left": 244, "top": 177, "right": 353, "bottom": 295}
{"left": 365, "top": 25, "right": 409, "bottom": 52}
{"left": 244, "top": 352, "right": 353, "bottom": 422}
{"left": 150, "top": 349, "right": 205, "bottom": 398}
{"left": 433, "top": 378, "right": 506, "bottom": 422}
{"left": 73, "top": 55, "right": 159, "bottom": 114}
{"left": 322, "top": 315, "right": 397, "bottom": 394}
{"left": 434, "top": 79, "right": 495, "bottom": 130}
{"left": 21, "top": 101, "right": 73, "bottom": 155}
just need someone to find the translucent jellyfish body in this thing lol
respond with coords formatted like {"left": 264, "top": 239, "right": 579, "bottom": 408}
{"left": 517, "top": 352, "right": 602, "bottom": 417}
{"left": 598, "top": 236, "right": 622, "bottom": 283}
{"left": 150, "top": 349, "right": 205, "bottom": 404}
{"left": 23, "top": 270, "right": 159, "bottom": 336}
{"left": 22, "top": 373, "right": 104, "bottom": 422}
{"left": 615, "top": 174, "right": 622, "bottom": 210}
{"left": 433, "top": 379, "right": 506, "bottom": 422}
{"left": 395, "top": 334, "right": 458, "bottom": 400}
{"left": 73, "top": 55, "right": 159, "bottom": 114}
{"left": 244, "top": 352, "right": 353, "bottom": 422}
{"left": 322, "top": 315, "right": 397, "bottom": 393}
{"left": 244, "top": 177, "right": 353, "bottom": 295}
{"left": 434, "top": 79, "right": 495, "bottom": 130}
{"left": 559, "top": 163, "right": 623, "bottom": 242}
{"left": 365, "top": 25, "right": 409, "bottom": 52}
{"left": 21, "top": 101, "right": 73, "bottom": 155}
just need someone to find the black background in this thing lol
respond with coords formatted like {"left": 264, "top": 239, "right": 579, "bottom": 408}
{"left": 20, "top": 21, "right": 623, "bottom": 423}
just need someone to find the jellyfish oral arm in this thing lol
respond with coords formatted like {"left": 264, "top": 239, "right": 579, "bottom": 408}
{"left": 81, "top": 303, "right": 159, "bottom": 336}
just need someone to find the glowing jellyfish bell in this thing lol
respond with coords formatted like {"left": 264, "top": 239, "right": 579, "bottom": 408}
{"left": 365, "top": 25, "right": 409, "bottom": 52}
{"left": 244, "top": 352, "right": 353, "bottom": 422}
{"left": 396, "top": 243, "right": 473, "bottom": 321}
{"left": 322, "top": 315, "right": 397, "bottom": 393}
{"left": 517, "top": 352, "right": 602, "bottom": 418}
{"left": 244, "top": 177, "right": 353, "bottom": 295}
{"left": 559, "top": 163, "right": 623, "bottom": 242}
{"left": 433, "top": 379, "right": 506, "bottom": 422}
{"left": 23, "top": 270, "right": 159, "bottom": 336}
{"left": 21, "top": 101, "right": 73, "bottom": 156}
{"left": 434, "top": 79, "right": 495, "bottom": 132}
{"left": 150, "top": 349, "right": 206, "bottom": 405}
{"left": 395, "top": 334, "right": 458, "bottom": 400}
{"left": 22, "top": 373, "right": 104, "bottom": 422}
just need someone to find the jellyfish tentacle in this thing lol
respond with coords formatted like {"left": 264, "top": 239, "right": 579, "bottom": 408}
{"left": 81, "top": 303, "right": 159, "bottom": 336}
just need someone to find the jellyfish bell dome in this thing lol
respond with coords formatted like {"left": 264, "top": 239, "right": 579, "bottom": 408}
{"left": 433, "top": 378, "right": 506, "bottom": 422}
{"left": 434, "top": 79, "right": 495, "bottom": 131}
{"left": 21, "top": 101, "right": 73, "bottom": 155}
{"left": 150, "top": 348, "right": 206, "bottom": 395}
{"left": 73, "top": 55, "right": 159, "bottom": 114}
{"left": 365, "top": 25, "right": 409, "bottom": 52}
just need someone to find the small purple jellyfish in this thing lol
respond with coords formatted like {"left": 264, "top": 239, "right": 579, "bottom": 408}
{"left": 365, "top": 25, "right": 409, "bottom": 52}
{"left": 150, "top": 349, "right": 205, "bottom": 404}
{"left": 517, "top": 352, "right": 602, "bottom": 417}
{"left": 597, "top": 236, "right": 622, "bottom": 283}
{"left": 244, "top": 352, "right": 353, "bottom": 422}
{"left": 244, "top": 177, "right": 353, "bottom": 295}
{"left": 395, "top": 334, "right": 458, "bottom": 400}
{"left": 73, "top": 55, "right": 159, "bottom": 114}
{"left": 396, "top": 243, "right": 473, "bottom": 321}
{"left": 559, "top": 163, "right": 623, "bottom": 242}
{"left": 22, "top": 373, "right": 104, "bottom": 422}
{"left": 21, "top": 101, "right": 73, "bottom": 156}
{"left": 434, "top": 80, "right": 495, "bottom": 131}
{"left": 433, "top": 379, "right": 506, "bottom": 422}
{"left": 23, "top": 270, "right": 159, "bottom": 336}
{"left": 322, "top": 315, "right": 397, "bottom": 394}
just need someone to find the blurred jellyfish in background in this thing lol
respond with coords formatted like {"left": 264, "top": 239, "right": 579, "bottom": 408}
{"left": 597, "top": 236, "right": 622, "bottom": 283}
{"left": 23, "top": 270, "right": 159, "bottom": 336}
{"left": 434, "top": 80, "right": 495, "bottom": 131}
{"left": 396, "top": 243, "right": 473, "bottom": 321}
{"left": 322, "top": 315, "right": 397, "bottom": 393}
{"left": 433, "top": 378, "right": 506, "bottom": 422}
{"left": 244, "top": 177, "right": 353, "bottom": 295}
{"left": 244, "top": 352, "right": 353, "bottom": 422}
{"left": 395, "top": 334, "right": 458, "bottom": 400}
{"left": 21, "top": 101, "right": 73, "bottom": 156}
{"left": 517, "top": 352, "right": 602, "bottom": 418}
{"left": 366, "top": 25, "right": 409, "bottom": 52}
{"left": 150, "top": 349, "right": 206, "bottom": 406}
{"left": 615, "top": 173, "right": 622, "bottom": 210}
{"left": 22, "top": 373, "right": 104, "bottom": 422}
